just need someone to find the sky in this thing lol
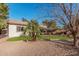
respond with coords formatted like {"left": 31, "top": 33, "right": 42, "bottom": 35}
{"left": 8, "top": 3, "right": 56, "bottom": 23}
{"left": 7, "top": 3, "right": 78, "bottom": 28}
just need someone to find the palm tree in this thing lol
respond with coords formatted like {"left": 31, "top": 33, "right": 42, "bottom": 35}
{"left": 0, "top": 3, "right": 8, "bottom": 34}
{"left": 23, "top": 19, "right": 40, "bottom": 41}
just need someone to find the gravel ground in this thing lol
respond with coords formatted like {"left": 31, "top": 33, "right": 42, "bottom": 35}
{"left": 0, "top": 40, "right": 78, "bottom": 56}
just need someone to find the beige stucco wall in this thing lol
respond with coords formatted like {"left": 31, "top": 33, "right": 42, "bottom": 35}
{"left": 8, "top": 24, "right": 23, "bottom": 38}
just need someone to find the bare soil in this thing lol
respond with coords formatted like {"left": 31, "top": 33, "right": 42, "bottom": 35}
{"left": 0, "top": 40, "right": 78, "bottom": 56}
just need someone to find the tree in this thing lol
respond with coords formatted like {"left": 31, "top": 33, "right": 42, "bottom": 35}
{"left": 53, "top": 4, "right": 79, "bottom": 46}
{"left": 22, "top": 17, "right": 29, "bottom": 22}
{"left": 49, "top": 20, "right": 57, "bottom": 29}
{"left": 23, "top": 19, "right": 40, "bottom": 41}
{"left": 51, "top": 4, "right": 79, "bottom": 46}
{"left": 39, "top": 3, "right": 79, "bottom": 46}
{"left": 42, "top": 19, "right": 49, "bottom": 28}
{"left": 42, "top": 19, "right": 57, "bottom": 29}
{"left": 0, "top": 3, "right": 8, "bottom": 34}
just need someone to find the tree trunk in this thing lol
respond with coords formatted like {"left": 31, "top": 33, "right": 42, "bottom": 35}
{"left": 72, "top": 34, "right": 76, "bottom": 46}
{"left": 32, "top": 32, "right": 36, "bottom": 41}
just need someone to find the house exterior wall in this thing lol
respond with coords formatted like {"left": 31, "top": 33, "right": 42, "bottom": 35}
{"left": 8, "top": 24, "right": 23, "bottom": 38}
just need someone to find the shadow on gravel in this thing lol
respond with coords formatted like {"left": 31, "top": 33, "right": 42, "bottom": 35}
{"left": 51, "top": 40, "right": 73, "bottom": 46}
{"left": 51, "top": 40, "right": 79, "bottom": 56}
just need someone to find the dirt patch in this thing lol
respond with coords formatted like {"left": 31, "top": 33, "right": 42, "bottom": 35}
{"left": 0, "top": 41, "right": 78, "bottom": 56}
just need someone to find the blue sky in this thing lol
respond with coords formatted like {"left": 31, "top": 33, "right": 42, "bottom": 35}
{"left": 8, "top": 3, "right": 78, "bottom": 28}
{"left": 8, "top": 3, "right": 56, "bottom": 23}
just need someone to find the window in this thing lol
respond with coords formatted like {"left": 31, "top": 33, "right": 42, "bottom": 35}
{"left": 17, "top": 26, "right": 24, "bottom": 32}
